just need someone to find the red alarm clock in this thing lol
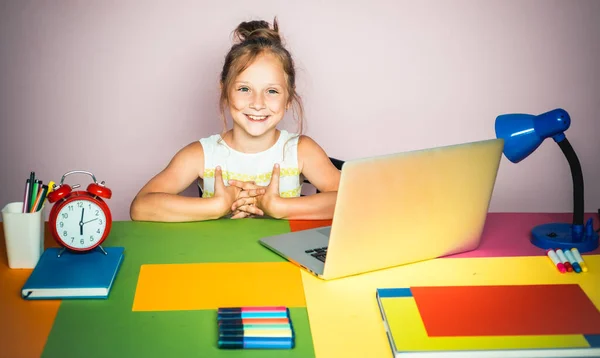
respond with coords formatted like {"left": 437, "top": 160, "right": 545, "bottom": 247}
{"left": 47, "top": 170, "right": 113, "bottom": 254}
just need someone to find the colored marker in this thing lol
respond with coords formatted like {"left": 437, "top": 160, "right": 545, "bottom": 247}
{"left": 218, "top": 336, "right": 294, "bottom": 349}
{"left": 219, "top": 329, "right": 293, "bottom": 338}
{"left": 218, "top": 311, "right": 289, "bottom": 320}
{"left": 219, "top": 324, "right": 292, "bottom": 331}
{"left": 564, "top": 249, "right": 582, "bottom": 273}
{"left": 571, "top": 248, "right": 588, "bottom": 272}
{"left": 218, "top": 318, "right": 290, "bottom": 325}
{"left": 218, "top": 306, "right": 288, "bottom": 314}
{"left": 30, "top": 179, "right": 40, "bottom": 212}
{"left": 546, "top": 249, "right": 566, "bottom": 273}
{"left": 219, "top": 324, "right": 291, "bottom": 331}
{"left": 22, "top": 179, "right": 31, "bottom": 213}
{"left": 30, "top": 187, "right": 43, "bottom": 213}
{"left": 219, "top": 306, "right": 288, "bottom": 312}
{"left": 31, "top": 185, "right": 48, "bottom": 213}
{"left": 27, "top": 172, "right": 35, "bottom": 212}
{"left": 555, "top": 249, "right": 573, "bottom": 272}
{"left": 36, "top": 185, "right": 49, "bottom": 212}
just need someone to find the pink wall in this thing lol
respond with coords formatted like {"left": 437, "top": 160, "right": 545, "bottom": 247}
{"left": 1, "top": 0, "right": 599, "bottom": 221}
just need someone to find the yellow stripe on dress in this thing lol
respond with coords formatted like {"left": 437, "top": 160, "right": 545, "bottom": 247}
{"left": 203, "top": 168, "right": 300, "bottom": 183}
{"left": 280, "top": 187, "right": 301, "bottom": 198}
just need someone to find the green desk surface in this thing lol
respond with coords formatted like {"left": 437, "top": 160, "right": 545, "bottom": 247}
{"left": 41, "top": 219, "right": 315, "bottom": 358}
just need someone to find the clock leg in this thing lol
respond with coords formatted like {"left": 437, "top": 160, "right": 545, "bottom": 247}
{"left": 57, "top": 247, "right": 66, "bottom": 257}
{"left": 97, "top": 245, "right": 107, "bottom": 255}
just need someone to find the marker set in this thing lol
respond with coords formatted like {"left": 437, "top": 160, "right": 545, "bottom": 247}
{"left": 546, "top": 248, "right": 588, "bottom": 273}
{"left": 217, "top": 306, "right": 295, "bottom": 349}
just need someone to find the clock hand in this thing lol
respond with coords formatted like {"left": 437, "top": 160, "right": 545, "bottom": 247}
{"left": 80, "top": 208, "right": 84, "bottom": 235}
{"left": 83, "top": 218, "right": 98, "bottom": 225}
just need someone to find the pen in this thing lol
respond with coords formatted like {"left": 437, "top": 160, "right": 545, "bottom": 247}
{"left": 40, "top": 185, "right": 49, "bottom": 210}
{"left": 22, "top": 179, "right": 31, "bottom": 213}
{"left": 570, "top": 248, "right": 588, "bottom": 272}
{"left": 31, "top": 188, "right": 42, "bottom": 213}
{"left": 30, "top": 179, "right": 40, "bottom": 213}
{"left": 35, "top": 180, "right": 43, "bottom": 210}
{"left": 30, "top": 181, "right": 41, "bottom": 213}
{"left": 27, "top": 172, "right": 35, "bottom": 212}
{"left": 32, "top": 185, "right": 49, "bottom": 212}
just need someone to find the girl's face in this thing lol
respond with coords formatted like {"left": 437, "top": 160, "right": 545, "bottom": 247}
{"left": 228, "top": 53, "right": 289, "bottom": 138}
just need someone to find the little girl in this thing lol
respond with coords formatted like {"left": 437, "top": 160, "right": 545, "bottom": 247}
{"left": 130, "top": 18, "right": 341, "bottom": 222}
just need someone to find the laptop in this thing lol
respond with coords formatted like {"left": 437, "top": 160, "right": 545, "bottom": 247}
{"left": 259, "top": 138, "right": 504, "bottom": 280}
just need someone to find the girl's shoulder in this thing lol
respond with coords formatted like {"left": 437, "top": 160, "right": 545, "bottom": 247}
{"left": 296, "top": 134, "right": 331, "bottom": 165}
{"left": 297, "top": 134, "right": 322, "bottom": 151}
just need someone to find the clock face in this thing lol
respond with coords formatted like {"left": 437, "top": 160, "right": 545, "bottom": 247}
{"left": 54, "top": 199, "right": 108, "bottom": 250}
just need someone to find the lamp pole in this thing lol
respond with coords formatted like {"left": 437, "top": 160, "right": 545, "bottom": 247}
{"left": 555, "top": 137, "right": 584, "bottom": 235}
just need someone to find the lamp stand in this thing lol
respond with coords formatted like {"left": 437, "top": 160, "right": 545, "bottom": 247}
{"left": 530, "top": 137, "right": 599, "bottom": 253}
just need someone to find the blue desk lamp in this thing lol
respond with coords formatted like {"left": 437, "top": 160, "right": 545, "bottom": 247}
{"left": 495, "top": 108, "right": 599, "bottom": 253}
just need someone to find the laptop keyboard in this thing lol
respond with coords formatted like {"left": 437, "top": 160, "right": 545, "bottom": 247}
{"left": 305, "top": 247, "right": 328, "bottom": 262}
{"left": 303, "top": 227, "right": 331, "bottom": 262}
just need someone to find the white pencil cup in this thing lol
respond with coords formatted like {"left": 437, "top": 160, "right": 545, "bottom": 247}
{"left": 1, "top": 202, "right": 45, "bottom": 269}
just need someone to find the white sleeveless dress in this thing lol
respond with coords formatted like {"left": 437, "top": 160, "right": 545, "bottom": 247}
{"left": 198, "top": 130, "right": 302, "bottom": 198}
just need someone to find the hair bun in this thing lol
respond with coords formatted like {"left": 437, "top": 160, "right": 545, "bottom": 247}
{"left": 234, "top": 19, "right": 281, "bottom": 45}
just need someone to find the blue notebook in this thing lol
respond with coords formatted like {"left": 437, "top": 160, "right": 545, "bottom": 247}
{"left": 21, "top": 246, "right": 124, "bottom": 299}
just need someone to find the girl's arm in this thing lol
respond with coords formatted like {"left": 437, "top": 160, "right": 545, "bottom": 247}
{"left": 274, "top": 191, "right": 338, "bottom": 220}
{"left": 275, "top": 135, "right": 341, "bottom": 220}
{"left": 129, "top": 142, "right": 229, "bottom": 222}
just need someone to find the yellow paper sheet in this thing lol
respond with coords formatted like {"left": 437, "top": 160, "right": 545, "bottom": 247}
{"left": 132, "top": 262, "right": 306, "bottom": 311}
{"left": 383, "top": 297, "right": 588, "bottom": 350}
{"left": 301, "top": 255, "right": 600, "bottom": 358}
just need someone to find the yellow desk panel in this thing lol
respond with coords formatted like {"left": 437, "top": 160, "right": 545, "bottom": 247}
{"left": 302, "top": 255, "right": 600, "bottom": 358}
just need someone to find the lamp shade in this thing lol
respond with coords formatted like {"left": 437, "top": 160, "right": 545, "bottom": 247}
{"left": 495, "top": 108, "right": 571, "bottom": 163}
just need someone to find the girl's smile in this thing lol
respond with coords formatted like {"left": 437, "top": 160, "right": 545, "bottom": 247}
{"left": 245, "top": 114, "right": 270, "bottom": 122}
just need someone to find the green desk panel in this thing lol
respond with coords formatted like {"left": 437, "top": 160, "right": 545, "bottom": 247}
{"left": 42, "top": 219, "right": 315, "bottom": 358}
